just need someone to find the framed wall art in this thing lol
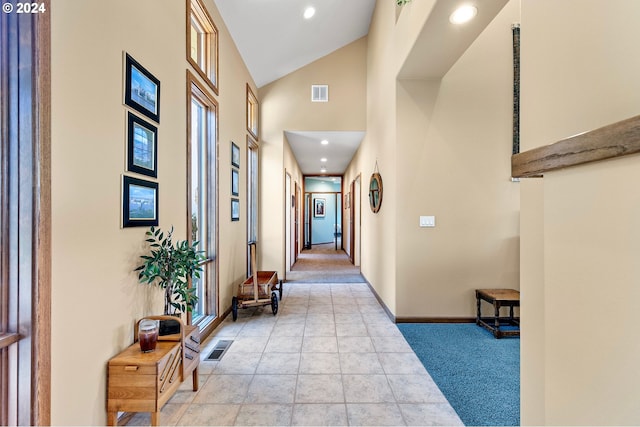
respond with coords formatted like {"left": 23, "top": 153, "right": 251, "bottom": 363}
{"left": 127, "top": 112, "right": 157, "bottom": 178}
{"left": 231, "top": 198, "right": 240, "bottom": 221}
{"left": 231, "top": 169, "right": 239, "bottom": 196}
{"left": 122, "top": 175, "right": 159, "bottom": 227}
{"left": 231, "top": 141, "right": 240, "bottom": 168}
{"left": 314, "top": 198, "right": 325, "bottom": 217}
{"left": 124, "top": 53, "right": 161, "bottom": 123}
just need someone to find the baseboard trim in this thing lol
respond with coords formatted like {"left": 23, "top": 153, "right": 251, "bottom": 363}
{"left": 362, "top": 275, "right": 397, "bottom": 323}
{"left": 395, "top": 317, "right": 476, "bottom": 323}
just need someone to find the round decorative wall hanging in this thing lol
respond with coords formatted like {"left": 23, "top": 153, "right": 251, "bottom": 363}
{"left": 369, "top": 162, "right": 383, "bottom": 213}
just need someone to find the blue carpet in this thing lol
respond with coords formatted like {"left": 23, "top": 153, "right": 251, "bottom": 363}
{"left": 398, "top": 323, "right": 520, "bottom": 426}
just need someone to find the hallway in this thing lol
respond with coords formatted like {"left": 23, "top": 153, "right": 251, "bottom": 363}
{"left": 125, "top": 283, "right": 462, "bottom": 426}
{"left": 286, "top": 244, "right": 365, "bottom": 283}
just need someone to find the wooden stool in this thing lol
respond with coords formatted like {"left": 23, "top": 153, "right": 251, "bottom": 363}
{"left": 475, "top": 289, "right": 520, "bottom": 338}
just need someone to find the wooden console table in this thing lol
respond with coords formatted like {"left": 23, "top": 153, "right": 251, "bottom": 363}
{"left": 106, "top": 320, "right": 200, "bottom": 426}
{"left": 475, "top": 289, "right": 520, "bottom": 338}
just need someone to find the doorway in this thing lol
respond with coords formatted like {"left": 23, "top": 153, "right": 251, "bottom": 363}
{"left": 303, "top": 176, "right": 342, "bottom": 250}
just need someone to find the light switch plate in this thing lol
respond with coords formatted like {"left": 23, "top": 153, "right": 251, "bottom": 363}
{"left": 420, "top": 216, "right": 435, "bottom": 228}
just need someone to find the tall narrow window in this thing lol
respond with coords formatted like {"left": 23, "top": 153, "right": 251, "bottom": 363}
{"left": 187, "top": 71, "right": 218, "bottom": 325}
{"left": 247, "top": 136, "right": 259, "bottom": 275}
{"left": 187, "top": 0, "right": 219, "bottom": 94}
{"left": 1, "top": 5, "right": 51, "bottom": 424}
{"left": 246, "top": 84, "right": 259, "bottom": 140}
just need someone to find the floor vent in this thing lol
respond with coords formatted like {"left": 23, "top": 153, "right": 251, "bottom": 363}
{"left": 207, "top": 340, "right": 233, "bottom": 361}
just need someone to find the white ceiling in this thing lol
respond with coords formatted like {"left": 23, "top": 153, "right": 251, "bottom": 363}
{"left": 214, "top": 0, "right": 509, "bottom": 176}
{"left": 214, "top": 0, "right": 375, "bottom": 176}
{"left": 214, "top": 0, "right": 376, "bottom": 88}
{"left": 285, "top": 131, "right": 365, "bottom": 175}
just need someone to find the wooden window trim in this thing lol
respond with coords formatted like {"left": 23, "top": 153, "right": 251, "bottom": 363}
{"left": 186, "top": 0, "right": 219, "bottom": 95}
{"left": 186, "top": 70, "right": 219, "bottom": 329}
{"left": 246, "top": 84, "right": 259, "bottom": 140}
{"left": 0, "top": 2, "right": 51, "bottom": 424}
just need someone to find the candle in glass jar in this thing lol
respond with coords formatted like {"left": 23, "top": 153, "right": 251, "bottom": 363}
{"left": 138, "top": 319, "right": 158, "bottom": 352}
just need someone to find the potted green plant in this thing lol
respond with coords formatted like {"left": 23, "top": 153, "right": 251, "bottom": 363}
{"left": 135, "top": 226, "right": 205, "bottom": 315}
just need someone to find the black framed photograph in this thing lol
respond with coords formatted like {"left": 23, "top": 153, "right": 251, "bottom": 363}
{"left": 124, "top": 53, "right": 160, "bottom": 123}
{"left": 231, "top": 141, "right": 240, "bottom": 168}
{"left": 122, "top": 175, "right": 159, "bottom": 227}
{"left": 231, "top": 198, "right": 240, "bottom": 221}
{"left": 314, "top": 198, "right": 325, "bottom": 217}
{"left": 231, "top": 169, "right": 239, "bottom": 196}
{"left": 127, "top": 112, "right": 157, "bottom": 178}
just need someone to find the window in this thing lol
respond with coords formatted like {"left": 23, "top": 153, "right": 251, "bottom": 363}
{"left": 187, "top": 71, "right": 218, "bottom": 325}
{"left": 187, "top": 0, "right": 219, "bottom": 94}
{"left": 247, "top": 136, "right": 259, "bottom": 275}
{"left": 246, "top": 84, "right": 259, "bottom": 140}
{"left": 1, "top": 6, "right": 51, "bottom": 424}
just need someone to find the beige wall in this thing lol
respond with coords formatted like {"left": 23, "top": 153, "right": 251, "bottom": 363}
{"left": 50, "top": 1, "right": 254, "bottom": 424}
{"left": 520, "top": 0, "right": 640, "bottom": 424}
{"left": 259, "top": 38, "right": 367, "bottom": 277}
{"left": 395, "top": 1, "right": 520, "bottom": 318}
{"left": 343, "top": 0, "right": 399, "bottom": 312}
{"left": 343, "top": 0, "right": 519, "bottom": 317}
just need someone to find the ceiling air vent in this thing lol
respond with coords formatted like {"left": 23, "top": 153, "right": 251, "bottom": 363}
{"left": 311, "top": 84, "right": 329, "bottom": 102}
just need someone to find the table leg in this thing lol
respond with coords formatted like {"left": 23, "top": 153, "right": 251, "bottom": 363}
{"left": 151, "top": 411, "right": 160, "bottom": 426}
{"left": 494, "top": 302, "right": 501, "bottom": 338}
{"left": 510, "top": 305, "right": 514, "bottom": 324}
{"left": 192, "top": 366, "right": 199, "bottom": 391}
{"left": 476, "top": 295, "right": 481, "bottom": 325}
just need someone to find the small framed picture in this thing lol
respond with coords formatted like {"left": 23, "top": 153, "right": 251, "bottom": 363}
{"left": 231, "top": 141, "right": 240, "bottom": 168}
{"left": 124, "top": 53, "right": 160, "bottom": 123}
{"left": 231, "top": 198, "right": 240, "bottom": 221}
{"left": 314, "top": 198, "right": 325, "bottom": 217}
{"left": 231, "top": 169, "right": 239, "bottom": 196}
{"left": 127, "top": 112, "right": 157, "bottom": 178}
{"left": 122, "top": 175, "right": 159, "bottom": 227}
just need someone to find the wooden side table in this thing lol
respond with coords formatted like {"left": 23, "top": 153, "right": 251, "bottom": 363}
{"left": 475, "top": 288, "right": 520, "bottom": 338}
{"left": 107, "top": 341, "right": 182, "bottom": 426}
{"left": 107, "top": 318, "right": 200, "bottom": 426}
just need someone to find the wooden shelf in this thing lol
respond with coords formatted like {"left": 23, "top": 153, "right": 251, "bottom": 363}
{"left": 512, "top": 114, "right": 640, "bottom": 178}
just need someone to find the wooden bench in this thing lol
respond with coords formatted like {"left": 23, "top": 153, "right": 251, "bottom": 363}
{"left": 475, "top": 289, "right": 520, "bottom": 338}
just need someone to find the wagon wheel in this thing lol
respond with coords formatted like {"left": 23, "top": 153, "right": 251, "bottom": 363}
{"left": 271, "top": 292, "right": 278, "bottom": 315}
{"left": 232, "top": 296, "right": 238, "bottom": 321}
{"left": 278, "top": 280, "right": 283, "bottom": 300}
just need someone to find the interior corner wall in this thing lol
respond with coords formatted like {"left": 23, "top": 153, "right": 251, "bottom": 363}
{"left": 50, "top": 0, "right": 255, "bottom": 424}
{"left": 520, "top": 0, "right": 640, "bottom": 424}
{"left": 395, "top": 0, "right": 520, "bottom": 319}
{"left": 283, "top": 134, "right": 303, "bottom": 273}
{"left": 258, "top": 37, "right": 366, "bottom": 277}
{"left": 342, "top": 0, "right": 399, "bottom": 314}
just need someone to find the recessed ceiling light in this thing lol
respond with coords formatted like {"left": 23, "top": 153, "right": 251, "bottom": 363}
{"left": 449, "top": 5, "right": 477, "bottom": 24}
{"left": 321, "top": 139, "right": 329, "bottom": 145}
{"left": 303, "top": 6, "right": 316, "bottom": 19}
{"left": 320, "top": 158, "right": 327, "bottom": 162}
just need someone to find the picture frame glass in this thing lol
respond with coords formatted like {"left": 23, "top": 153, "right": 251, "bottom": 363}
{"left": 231, "top": 199, "right": 240, "bottom": 221}
{"left": 129, "top": 184, "right": 157, "bottom": 220}
{"left": 231, "top": 142, "right": 240, "bottom": 168}
{"left": 232, "top": 169, "right": 239, "bottom": 196}
{"left": 131, "top": 65, "right": 158, "bottom": 115}
{"left": 132, "top": 122, "right": 155, "bottom": 170}
{"left": 314, "top": 198, "right": 325, "bottom": 217}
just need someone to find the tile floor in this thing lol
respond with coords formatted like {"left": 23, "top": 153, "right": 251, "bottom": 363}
{"left": 126, "top": 283, "right": 463, "bottom": 426}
